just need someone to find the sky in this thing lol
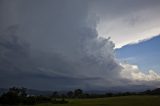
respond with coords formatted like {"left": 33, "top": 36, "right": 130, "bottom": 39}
{"left": 116, "top": 35, "right": 160, "bottom": 73}
{"left": 0, "top": 0, "right": 160, "bottom": 91}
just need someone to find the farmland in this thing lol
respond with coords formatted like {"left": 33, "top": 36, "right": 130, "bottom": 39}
{"left": 35, "top": 96, "right": 160, "bottom": 106}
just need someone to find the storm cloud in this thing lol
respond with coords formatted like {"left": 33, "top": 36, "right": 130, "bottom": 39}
{"left": 0, "top": 0, "right": 160, "bottom": 90}
{"left": 95, "top": 0, "right": 160, "bottom": 48}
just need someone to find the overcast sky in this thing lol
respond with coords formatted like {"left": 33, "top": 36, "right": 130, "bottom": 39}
{"left": 0, "top": 0, "right": 160, "bottom": 91}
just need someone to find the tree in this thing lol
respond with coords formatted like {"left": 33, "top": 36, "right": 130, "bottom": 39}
{"left": 8, "top": 87, "right": 27, "bottom": 97}
{"left": 0, "top": 87, "right": 27, "bottom": 105}
{"left": 74, "top": 89, "right": 83, "bottom": 98}
{"left": 52, "top": 91, "right": 58, "bottom": 98}
{"left": 67, "top": 91, "right": 74, "bottom": 98}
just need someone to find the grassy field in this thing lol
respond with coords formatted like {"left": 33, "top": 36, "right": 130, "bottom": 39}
{"left": 35, "top": 95, "right": 160, "bottom": 106}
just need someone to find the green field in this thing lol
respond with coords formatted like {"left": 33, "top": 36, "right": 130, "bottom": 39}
{"left": 34, "top": 96, "right": 160, "bottom": 106}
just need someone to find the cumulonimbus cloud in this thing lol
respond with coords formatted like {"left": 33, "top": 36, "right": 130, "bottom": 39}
{"left": 94, "top": 0, "right": 160, "bottom": 48}
{"left": 0, "top": 0, "right": 160, "bottom": 90}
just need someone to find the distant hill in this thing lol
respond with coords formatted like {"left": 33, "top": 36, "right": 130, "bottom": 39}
{"left": 26, "top": 89, "right": 53, "bottom": 96}
{"left": 86, "top": 85, "right": 154, "bottom": 94}
{"left": 152, "top": 88, "right": 160, "bottom": 94}
{"left": 0, "top": 85, "right": 157, "bottom": 96}
{"left": 143, "top": 88, "right": 160, "bottom": 95}
{"left": 0, "top": 88, "right": 8, "bottom": 95}
{"left": 0, "top": 88, "right": 52, "bottom": 96}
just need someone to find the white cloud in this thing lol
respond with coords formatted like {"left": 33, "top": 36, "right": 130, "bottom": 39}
{"left": 120, "top": 63, "right": 160, "bottom": 81}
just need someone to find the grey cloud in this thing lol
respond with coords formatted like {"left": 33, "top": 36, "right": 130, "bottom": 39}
{"left": 94, "top": 0, "right": 160, "bottom": 48}
{"left": 91, "top": 0, "right": 160, "bottom": 18}
{"left": 0, "top": 0, "right": 160, "bottom": 91}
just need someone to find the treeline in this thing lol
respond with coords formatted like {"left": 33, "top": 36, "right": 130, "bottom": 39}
{"left": 142, "top": 88, "right": 160, "bottom": 95}
{"left": 51, "top": 88, "right": 160, "bottom": 99}
{"left": 1, "top": 87, "right": 160, "bottom": 105}
{"left": 0, "top": 87, "right": 67, "bottom": 105}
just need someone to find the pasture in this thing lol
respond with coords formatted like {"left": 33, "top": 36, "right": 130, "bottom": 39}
{"left": 35, "top": 95, "right": 160, "bottom": 106}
